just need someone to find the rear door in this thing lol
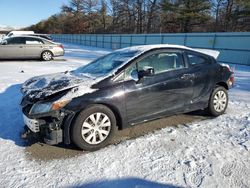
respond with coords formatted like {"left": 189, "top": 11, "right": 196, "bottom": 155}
{"left": 24, "top": 37, "right": 44, "bottom": 58}
{"left": 123, "top": 49, "right": 194, "bottom": 124}
{"left": 0, "top": 37, "right": 25, "bottom": 59}
{"left": 185, "top": 51, "right": 216, "bottom": 104}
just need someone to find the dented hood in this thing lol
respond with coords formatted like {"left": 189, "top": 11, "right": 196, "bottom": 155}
{"left": 21, "top": 71, "right": 95, "bottom": 100}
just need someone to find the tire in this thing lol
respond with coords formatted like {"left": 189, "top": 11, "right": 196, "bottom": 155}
{"left": 41, "top": 51, "right": 53, "bottom": 61}
{"left": 208, "top": 86, "right": 228, "bottom": 116}
{"left": 71, "top": 105, "right": 117, "bottom": 151}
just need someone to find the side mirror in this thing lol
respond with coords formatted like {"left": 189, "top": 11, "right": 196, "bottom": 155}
{"left": 138, "top": 66, "right": 155, "bottom": 78}
{"left": 130, "top": 69, "right": 139, "bottom": 82}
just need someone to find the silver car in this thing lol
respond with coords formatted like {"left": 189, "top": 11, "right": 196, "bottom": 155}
{"left": 0, "top": 36, "right": 64, "bottom": 61}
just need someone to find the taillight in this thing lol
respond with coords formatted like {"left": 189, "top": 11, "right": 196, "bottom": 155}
{"left": 224, "top": 64, "right": 232, "bottom": 72}
{"left": 228, "top": 66, "right": 235, "bottom": 86}
{"left": 221, "top": 63, "right": 235, "bottom": 87}
{"left": 229, "top": 72, "right": 235, "bottom": 85}
{"left": 58, "top": 44, "right": 64, "bottom": 49}
{"left": 228, "top": 65, "right": 234, "bottom": 83}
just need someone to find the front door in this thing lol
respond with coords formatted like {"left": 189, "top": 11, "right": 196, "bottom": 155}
{"left": 124, "top": 49, "right": 194, "bottom": 124}
{"left": 0, "top": 37, "right": 25, "bottom": 59}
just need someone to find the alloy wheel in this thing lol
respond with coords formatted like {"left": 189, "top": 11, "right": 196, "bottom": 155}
{"left": 213, "top": 90, "right": 227, "bottom": 112}
{"left": 81, "top": 112, "right": 111, "bottom": 145}
{"left": 42, "top": 51, "right": 52, "bottom": 61}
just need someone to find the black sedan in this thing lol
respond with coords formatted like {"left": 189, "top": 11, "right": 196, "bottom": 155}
{"left": 20, "top": 44, "right": 234, "bottom": 151}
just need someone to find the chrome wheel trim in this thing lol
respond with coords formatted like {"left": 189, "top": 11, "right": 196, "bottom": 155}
{"left": 81, "top": 112, "right": 111, "bottom": 145}
{"left": 42, "top": 51, "right": 52, "bottom": 61}
{"left": 213, "top": 90, "right": 227, "bottom": 112}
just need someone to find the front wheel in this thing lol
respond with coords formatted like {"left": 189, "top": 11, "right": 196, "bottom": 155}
{"left": 71, "top": 105, "right": 117, "bottom": 151}
{"left": 208, "top": 86, "right": 228, "bottom": 116}
{"left": 41, "top": 51, "right": 53, "bottom": 61}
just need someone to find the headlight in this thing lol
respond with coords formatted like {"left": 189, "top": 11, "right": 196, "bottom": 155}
{"left": 29, "top": 99, "right": 71, "bottom": 115}
{"left": 30, "top": 102, "right": 52, "bottom": 114}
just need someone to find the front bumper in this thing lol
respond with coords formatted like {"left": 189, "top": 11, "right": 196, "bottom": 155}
{"left": 21, "top": 109, "right": 74, "bottom": 145}
{"left": 23, "top": 114, "right": 41, "bottom": 133}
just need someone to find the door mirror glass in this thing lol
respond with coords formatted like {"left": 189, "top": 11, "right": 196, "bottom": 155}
{"left": 130, "top": 69, "right": 139, "bottom": 82}
{"left": 139, "top": 66, "right": 155, "bottom": 78}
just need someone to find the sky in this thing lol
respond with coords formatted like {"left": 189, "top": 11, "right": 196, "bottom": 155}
{"left": 0, "top": 0, "right": 68, "bottom": 28}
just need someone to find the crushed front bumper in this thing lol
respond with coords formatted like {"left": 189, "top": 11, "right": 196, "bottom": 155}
{"left": 21, "top": 109, "right": 74, "bottom": 145}
{"left": 22, "top": 125, "right": 63, "bottom": 145}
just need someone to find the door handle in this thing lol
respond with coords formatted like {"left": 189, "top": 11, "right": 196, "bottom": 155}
{"left": 181, "top": 74, "right": 195, "bottom": 80}
{"left": 19, "top": 46, "right": 23, "bottom": 48}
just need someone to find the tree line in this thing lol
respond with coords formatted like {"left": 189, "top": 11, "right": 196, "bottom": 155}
{"left": 26, "top": 0, "right": 250, "bottom": 34}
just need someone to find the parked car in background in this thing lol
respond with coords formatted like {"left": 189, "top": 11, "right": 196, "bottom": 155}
{"left": 0, "top": 36, "right": 64, "bottom": 61}
{"left": 3, "top": 30, "right": 34, "bottom": 39}
{"left": 20, "top": 44, "right": 234, "bottom": 151}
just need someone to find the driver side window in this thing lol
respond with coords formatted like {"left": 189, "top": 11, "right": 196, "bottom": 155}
{"left": 125, "top": 51, "right": 184, "bottom": 80}
{"left": 138, "top": 51, "right": 184, "bottom": 74}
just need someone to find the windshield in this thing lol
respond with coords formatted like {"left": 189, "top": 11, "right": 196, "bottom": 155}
{"left": 73, "top": 50, "right": 138, "bottom": 77}
{"left": 7, "top": 33, "right": 13, "bottom": 37}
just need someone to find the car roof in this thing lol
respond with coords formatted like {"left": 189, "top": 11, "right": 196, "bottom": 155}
{"left": 116, "top": 44, "right": 191, "bottom": 53}
{"left": 11, "top": 35, "right": 44, "bottom": 39}
{"left": 116, "top": 44, "right": 220, "bottom": 59}
{"left": 30, "top": 33, "right": 50, "bottom": 36}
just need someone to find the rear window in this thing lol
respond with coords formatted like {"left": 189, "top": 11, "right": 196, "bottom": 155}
{"left": 187, "top": 53, "right": 209, "bottom": 65}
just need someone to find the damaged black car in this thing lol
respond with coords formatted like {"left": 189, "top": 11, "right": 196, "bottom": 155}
{"left": 20, "top": 44, "right": 234, "bottom": 151}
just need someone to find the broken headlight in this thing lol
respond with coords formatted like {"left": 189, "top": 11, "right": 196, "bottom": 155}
{"left": 29, "top": 99, "right": 71, "bottom": 115}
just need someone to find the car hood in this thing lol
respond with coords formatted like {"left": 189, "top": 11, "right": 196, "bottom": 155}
{"left": 21, "top": 71, "right": 96, "bottom": 101}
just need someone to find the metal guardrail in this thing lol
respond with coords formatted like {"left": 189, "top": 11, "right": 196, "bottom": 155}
{"left": 52, "top": 33, "right": 250, "bottom": 65}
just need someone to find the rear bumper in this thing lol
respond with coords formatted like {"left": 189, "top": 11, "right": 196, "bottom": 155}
{"left": 52, "top": 48, "right": 65, "bottom": 57}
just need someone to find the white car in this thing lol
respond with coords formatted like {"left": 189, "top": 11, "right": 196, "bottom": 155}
{"left": 2, "top": 31, "right": 34, "bottom": 40}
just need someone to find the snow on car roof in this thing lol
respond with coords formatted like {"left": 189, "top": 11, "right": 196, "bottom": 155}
{"left": 116, "top": 44, "right": 220, "bottom": 59}
{"left": 116, "top": 44, "right": 191, "bottom": 52}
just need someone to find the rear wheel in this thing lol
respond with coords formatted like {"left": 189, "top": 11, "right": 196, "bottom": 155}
{"left": 41, "top": 51, "right": 53, "bottom": 61}
{"left": 71, "top": 105, "right": 117, "bottom": 151}
{"left": 208, "top": 86, "right": 228, "bottom": 116}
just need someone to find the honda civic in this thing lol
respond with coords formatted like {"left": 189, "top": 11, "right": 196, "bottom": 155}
{"left": 20, "top": 44, "right": 234, "bottom": 151}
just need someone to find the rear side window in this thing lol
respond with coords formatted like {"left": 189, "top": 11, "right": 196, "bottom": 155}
{"left": 187, "top": 53, "right": 208, "bottom": 65}
{"left": 25, "top": 38, "right": 44, "bottom": 45}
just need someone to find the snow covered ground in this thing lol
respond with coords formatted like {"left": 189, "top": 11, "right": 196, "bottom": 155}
{"left": 0, "top": 43, "right": 249, "bottom": 188}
